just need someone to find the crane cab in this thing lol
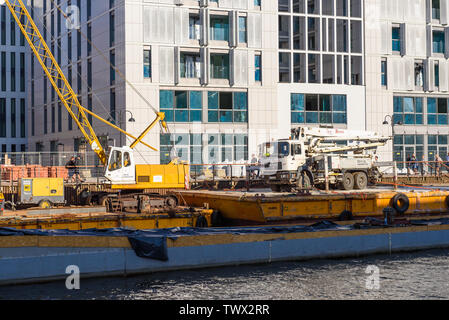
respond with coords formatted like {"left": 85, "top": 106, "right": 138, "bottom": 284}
{"left": 104, "top": 146, "right": 136, "bottom": 184}
{"left": 104, "top": 146, "right": 190, "bottom": 189}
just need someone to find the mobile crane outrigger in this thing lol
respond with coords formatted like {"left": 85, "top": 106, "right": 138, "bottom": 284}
{"left": 5, "top": 0, "right": 189, "bottom": 211}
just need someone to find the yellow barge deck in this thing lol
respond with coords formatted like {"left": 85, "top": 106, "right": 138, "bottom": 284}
{"left": 179, "top": 189, "right": 449, "bottom": 223}
{"left": 0, "top": 207, "right": 213, "bottom": 230}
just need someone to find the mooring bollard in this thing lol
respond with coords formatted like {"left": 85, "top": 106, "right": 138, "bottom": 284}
{"left": 383, "top": 206, "right": 395, "bottom": 225}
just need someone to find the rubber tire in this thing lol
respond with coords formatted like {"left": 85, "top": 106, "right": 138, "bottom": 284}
{"left": 391, "top": 193, "right": 409, "bottom": 215}
{"left": 338, "top": 210, "right": 353, "bottom": 221}
{"left": 341, "top": 172, "right": 355, "bottom": 191}
{"left": 38, "top": 199, "right": 52, "bottom": 209}
{"left": 195, "top": 215, "right": 208, "bottom": 228}
{"left": 353, "top": 172, "right": 368, "bottom": 190}
{"left": 165, "top": 196, "right": 178, "bottom": 208}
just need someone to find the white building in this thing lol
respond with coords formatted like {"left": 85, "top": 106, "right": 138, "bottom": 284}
{"left": 28, "top": 0, "right": 280, "bottom": 167}
{"left": 27, "top": 0, "right": 449, "bottom": 169}
{"left": 365, "top": 0, "right": 449, "bottom": 168}
{"left": 0, "top": 4, "right": 28, "bottom": 156}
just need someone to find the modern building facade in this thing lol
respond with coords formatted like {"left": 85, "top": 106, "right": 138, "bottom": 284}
{"left": 365, "top": 0, "right": 449, "bottom": 168}
{"left": 0, "top": 4, "right": 28, "bottom": 156}
{"left": 25, "top": 0, "right": 449, "bottom": 168}
{"left": 28, "top": 0, "right": 279, "bottom": 167}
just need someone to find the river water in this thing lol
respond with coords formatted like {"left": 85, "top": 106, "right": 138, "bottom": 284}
{"left": 1, "top": 249, "right": 449, "bottom": 300}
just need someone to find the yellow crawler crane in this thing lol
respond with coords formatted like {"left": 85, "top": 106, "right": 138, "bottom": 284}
{"left": 5, "top": 0, "right": 189, "bottom": 211}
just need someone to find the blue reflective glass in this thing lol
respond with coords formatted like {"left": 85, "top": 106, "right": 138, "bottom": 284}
{"left": 416, "top": 114, "right": 423, "bottom": 125}
{"left": 208, "top": 92, "right": 219, "bottom": 109}
{"left": 234, "top": 92, "right": 248, "bottom": 110}
{"left": 393, "top": 97, "right": 403, "bottom": 113}
{"left": 291, "top": 94, "right": 305, "bottom": 111}
{"left": 161, "top": 109, "right": 174, "bottom": 122}
{"left": 220, "top": 111, "right": 233, "bottom": 122}
{"left": 428, "top": 135, "right": 437, "bottom": 145}
{"left": 175, "top": 110, "right": 188, "bottom": 122}
{"left": 394, "top": 135, "right": 404, "bottom": 145}
{"left": 332, "top": 95, "right": 347, "bottom": 111}
{"left": 234, "top": 111, "right": 248, "bottom": 122}
{"left": 208, "top": 111, "right": 218, "bottom": 122}
{"left": 144, "top": 65, "right": 151, "bottom": 78}
{"left": 160, "top": 90, "right": 173, "bottom": 108}
{"left": 333, "top": 112, "right": 347, "bottom": 124}
{"left": 306, "top": 112, "right": 318, "bottom": 123}
{"left": 403, "top": 97, "right": 414, "bottom": 113}
{"left": 433, "top": 31, "right": 445, "bottom": 53}
{"left": 404, "top": 113, "right": 415, "bottom": 124}
{"left": 211, "top": 18, "right": 229, "bottom": 41}
{"left": 238, "top": 17, "right": 247, "bottom": 43}
{"left": 415, "top": 98, "right": 423, "bottom": 113}
{"left": 393, "top": 113, "right": 403, "bottom": 124}
{"left": 428, "top": 114, "right": 437, "bottom": 125}
{"left": 291, "top": 112, "right": 305, "bottom": 123}
{"left": 160, "top": 146, "right": 172, "bottom": 164}
{"left": 320, "top": 112, "right": 332, "bottom": 123}
{"left": 438, "top": 114, "right": 448, "bottom": 125}
{"left": 320, "top": 95, "right": 331, "bottom": 111}
{"left": 255, "top": 69, "right": 261, "bottom": 82}
{"left": 428, "top": 98, "right": 437, "bottom": 113}
{"left": 190, "top": 91, "right": 202, "bottom": 109}
{"left": 160, "top": 134, "right": 172, "bottom": 146}
{"left": 175, "top": 91, "right": 188, "bottom": 109}
{"left": 190, "top": 110, "right": 202, "bottom": 122}
{"left": 392, "top": 27, "right": 401, "bottom": 51}
{"left": 255, "top": 55, "right": 261, "bottom": 68}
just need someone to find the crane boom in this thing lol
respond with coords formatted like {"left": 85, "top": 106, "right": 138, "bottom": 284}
{"left": 5, "top": 0, "right": 109, "bottom": 164}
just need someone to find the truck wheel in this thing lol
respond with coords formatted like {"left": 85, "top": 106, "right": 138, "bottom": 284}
{"left": 38, "top": 199, "right": 52, "bottom": 209}
{"left": 341, "top": 172, "right": 354, "bottom": 191}
{"left": 353, "top": 172, "right": 368, "bottom": 190}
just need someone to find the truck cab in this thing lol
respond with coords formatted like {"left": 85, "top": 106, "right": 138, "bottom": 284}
{"left": 259, "top": 140, "right": 306, "bottom": 177}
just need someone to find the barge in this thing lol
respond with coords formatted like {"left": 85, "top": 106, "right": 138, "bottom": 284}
{"left": 3, "top": 218, "right": 449, "bottom": 285}
{"left": 179, "top": 189, "right": 449, "bottom": 223}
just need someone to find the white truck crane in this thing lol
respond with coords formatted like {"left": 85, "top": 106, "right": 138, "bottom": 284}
{"left": 258, "top": 127, "right": 391, "bottom": 191}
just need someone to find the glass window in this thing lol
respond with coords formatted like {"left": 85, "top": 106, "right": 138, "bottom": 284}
{"left": 392, "top": 27, "right": 401, "bottom": 52}
{"left": 210, "top": 53, "right": 229, "bottom": 79}
{"left": 143, "top": 50, "right": 151, "bottom": 78}
{"left": 210, "top": 17, "right": 229, "bottom": 41}
{"left": 255, "top": 54, "right": 262, "bottom": 82}
{"left": 160, "top": 90, "right": 202, "bottom": 123}
{"left": 190, "top": 91, "right": 202, "bottom": 109}
{"left": 433, "top": 30, "right": 445, "bottom": 53}
{"left": 238, "top": 17, "right": 247, "bottom": 43}
{"left": 108, "top": 150, "right": 122, "bottom": 171}
{"left": 208, "top": 91, "right": 248, "bottom": 123}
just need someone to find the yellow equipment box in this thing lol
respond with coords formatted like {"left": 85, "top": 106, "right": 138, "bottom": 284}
{"left": 19, "top": 178, "right": 65, "bottom": 208}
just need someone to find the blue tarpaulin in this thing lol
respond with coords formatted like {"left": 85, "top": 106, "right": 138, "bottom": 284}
{"left": 1, "top": 218, "right": 448, "bottom": 261}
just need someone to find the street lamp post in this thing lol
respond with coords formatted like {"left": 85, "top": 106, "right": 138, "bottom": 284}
{"left": 108, "top": 110, "right": 136, "bottom": 147}
{"left": 383, "top": 115, "right": 403, "bottom": 190}
{"left": 382, "top": 114, "right": 402, "bottom": 137}
{"left": 57, "top": 143, "right": 64, "bottom": 166}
